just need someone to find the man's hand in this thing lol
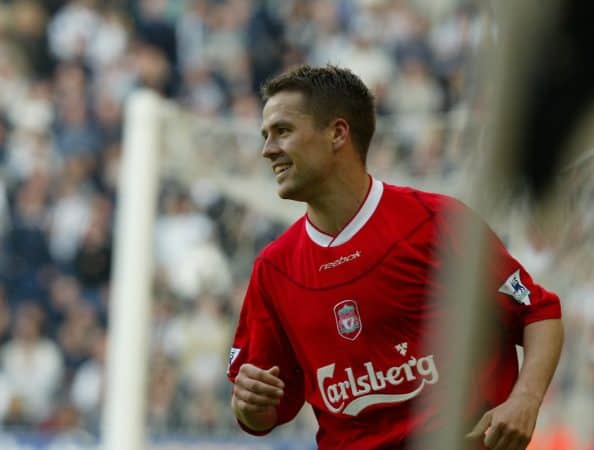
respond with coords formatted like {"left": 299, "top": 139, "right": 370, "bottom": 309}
{"left": 466, "top": 319, "right": 563, "bottom": 450}
{"left": 231, "top": 364, "right": 285, "bottom": 431}
{"left": 466, "top": 393, "right": 541, "bottom": 450}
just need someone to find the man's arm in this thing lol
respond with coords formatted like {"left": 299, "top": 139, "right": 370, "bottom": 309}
{"left": 467, "top": 318, "right": 564, "bottom": 449}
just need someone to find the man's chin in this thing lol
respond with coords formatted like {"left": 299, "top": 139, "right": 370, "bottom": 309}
{"left": 277, "top": 182, "right": 303, "bottom": 201}
{"left": 277, "top": 187, "right": 294, "bottom": 200}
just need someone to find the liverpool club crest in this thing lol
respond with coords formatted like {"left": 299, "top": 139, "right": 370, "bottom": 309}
{"left": 334, "top": 300, "right": 362, "bottom": 341}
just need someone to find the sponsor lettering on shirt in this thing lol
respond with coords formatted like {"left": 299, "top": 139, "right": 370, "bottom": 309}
{"left": 317, "top": 354, "right": 439, "bottom": 416}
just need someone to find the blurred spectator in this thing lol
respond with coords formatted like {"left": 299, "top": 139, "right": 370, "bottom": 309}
{"left": 132, "top": 41, "right": 172, "bottom": 95}
{"left": 162, "top": 295, "right": 231, "bottom": 395}
{"left": 230, "top": 92, "right": 261, "bottom": 121}
{"left": 48, "top": 177, "right": 92, "bottom": 268}
{"left": 57, "top": 300, "right": 100, "bottom": 375}
{"left": 246, "top": 0, "right": 286, "bottom": 93}
{"left": 95, "top": 141, "right": 121, "bottom": 199}
{"left": 203, "top": 1, "right": 251, "bottom": 81}
{"left": 389, "top": 57, "right": 442, "bottom": 152}
{"left": 9, "top": 1, "right": 54, "bottom": 78}
{"left": 4, "top": 174, "right": 52, "bottom": 302}
{"left": 146, "top": 349, "right": 179, "bottom": 434}
{"left": 0, "top": 286, "right": 12, "bottom": 344}
{"left": 179, "top": 390, "right": 224, "bottom": 433}
{"left": 430, "top": 4, "right": 480, "bottom": 79}
{"left": 151, "top": 291, "right": 176, "bottom": 352}
{"left": 53, "top": 94, "right": 101, "bottom": 157}
{"left": 154, "top": 187, "right": 232, "bottom": 299}
{"left": 134, "top": 0, "right": 178, "bottom": 95}
{"left": 73, "top": 194, "right": 112, "bottom": 293}
{"left": 0, "top": 304, "right": 64, "bottom": 425}
{"left": 176, "top": 0, "right": 208, "bottom": 73}
{"left": 70, "top": 329, "right": 105, "bottom": 430}
{"left": 281, "top": 0, "right": 317, "bottom": 56}
{"left": 408, "top": 121, "right": 448, "bottom": 176}
{"left": 38, "top": 402, "right": 80, "bottom": 433}
{"left": 46, "top": 274, "right": 84, "bottom": 331}
{"left": 308, "top": 2, "right": 352, "bottom": 71}
{"left": 53, "top": 60, "right": 88, "bottom": 107}
{"left": 85, "top": 7, "right": 129, "bottom": 70}
{"left": 168, "top": 238, "right": 233, "bottom": 300}
{"left": 339, "top": 15, "right": 397, "bottom": 91}
{"left": 180, "top": 66, "right": 227, "bottom": 117}
{"left": 7, "top": 78, "right": 53, "bottom": 136}
{"left": 0, "top": 40, "right": 29, "bottom": 116}
{"left": 47, "top": 0, "right": 102, "bottom": 63}
{"left": 135, "top": 0, "right": 177, "bottom": 68}
{"left": 4, "top": 129, "right": 54, "bottom": 188}
{"left": 0, "top": 370, "right": 13, "bottom": 425}
{"left": 0, "top": 115, "right": 9, "bottom": 164}
{"left": 93, "top": 88, "right": 123, "bottom": 147}
{"left": 0, "top": 167, "right": 9, "bottom": 237}
{"left": 511, "top": 222, "right": 555, "bottom": 282}
{"left": 392, "top": 6, "right": 433, "bottom": 68}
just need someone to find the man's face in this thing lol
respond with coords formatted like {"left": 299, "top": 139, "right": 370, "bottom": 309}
{"left": 261, "top": 91, "right": 334, "bottom": 201}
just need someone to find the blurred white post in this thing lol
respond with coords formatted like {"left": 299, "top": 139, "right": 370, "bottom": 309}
{"left": 103, "top": 90, "right": 162, "bottom": 450}
{"left": 416, "top": 2, "right": 562, "bottom": 449}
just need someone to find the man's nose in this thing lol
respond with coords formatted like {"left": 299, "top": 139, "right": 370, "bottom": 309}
{"left": 261, "top": 137, "right": 281, "bottom": 158}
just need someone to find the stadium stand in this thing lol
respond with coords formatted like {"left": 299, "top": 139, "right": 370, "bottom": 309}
{"left": 0, "top": 1, "right": 591, "bottom": 449}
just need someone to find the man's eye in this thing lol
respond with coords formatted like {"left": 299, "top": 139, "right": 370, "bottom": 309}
{"left": 278, "top": 128, "right": 289, "bottom": 135}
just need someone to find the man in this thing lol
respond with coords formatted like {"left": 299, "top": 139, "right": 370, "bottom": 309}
{"left": 227, "top": 65, "right": 563, "bottom": 450}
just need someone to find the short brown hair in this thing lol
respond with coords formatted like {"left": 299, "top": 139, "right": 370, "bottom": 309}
{"left": 261, "top": 65, "right": 376, "bottom": 164}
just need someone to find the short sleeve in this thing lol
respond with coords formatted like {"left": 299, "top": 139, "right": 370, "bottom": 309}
{"left": 490, "top": 235, "right": 561, "bottom": 326}
{"left": 436, "top": 196, "right": 561, "bottom": 332}
{"left": 227, "top": 258, "right": 305, "bottom": 434}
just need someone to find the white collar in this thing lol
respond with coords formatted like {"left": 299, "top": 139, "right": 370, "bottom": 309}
{"left": 305, "top": 177, "right": 384, "bottom": 248}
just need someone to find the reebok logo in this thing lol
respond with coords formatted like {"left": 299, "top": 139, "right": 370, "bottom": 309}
{"left": 319, "top": 251, "right": 362, "bottom": 272}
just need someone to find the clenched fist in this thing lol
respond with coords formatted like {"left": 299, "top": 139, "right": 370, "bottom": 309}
{"left": 231, "top": 364, "right": 285, "bottom": 431}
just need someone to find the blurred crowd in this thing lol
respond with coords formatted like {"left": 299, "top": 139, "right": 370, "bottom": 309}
{"left": 0, "top": 0, "right": 591, "bottom": 447}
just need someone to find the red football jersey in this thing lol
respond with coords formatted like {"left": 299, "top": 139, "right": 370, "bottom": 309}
{"left": 228, "top": 178, "right": 561, "bottom": 449}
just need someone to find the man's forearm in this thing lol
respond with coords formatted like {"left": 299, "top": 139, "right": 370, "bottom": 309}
{"left": 511, "top": 319, "right": 564, "bottom": 404}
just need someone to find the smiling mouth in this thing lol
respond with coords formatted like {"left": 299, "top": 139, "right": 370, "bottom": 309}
{"left": 273, "top": 164, "right": 292, "bottom": 177}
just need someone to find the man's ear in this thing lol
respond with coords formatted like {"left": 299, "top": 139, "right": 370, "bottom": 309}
{"left": 330, "top": 118, "right": 350, "bottom": 151}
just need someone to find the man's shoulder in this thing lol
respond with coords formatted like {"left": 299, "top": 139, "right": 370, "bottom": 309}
{"left": 257, "top": 216, "right": 306, "bottom": 262}
{"left": 381, "top": 182, "right": 461, "bottom": 214}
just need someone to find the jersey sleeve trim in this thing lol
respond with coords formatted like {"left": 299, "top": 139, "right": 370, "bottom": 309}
{"left": 237, "top": 418, "right": 276, "bottom": 436}
{"left": 521, "top": 292, "right": 562, "bottom": 326}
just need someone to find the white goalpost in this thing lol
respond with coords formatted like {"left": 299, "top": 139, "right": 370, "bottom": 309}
{"left": 103, "top": 90, "right": 163, "bottom": 450}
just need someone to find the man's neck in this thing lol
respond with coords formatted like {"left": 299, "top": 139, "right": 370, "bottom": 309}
{"left": 306, "top": 172, "right": 371, "bottom": 236}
